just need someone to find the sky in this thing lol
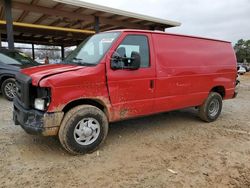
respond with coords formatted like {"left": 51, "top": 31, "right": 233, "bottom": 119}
{"left": 81, "top": 0, "right": 250, "bottom": 44}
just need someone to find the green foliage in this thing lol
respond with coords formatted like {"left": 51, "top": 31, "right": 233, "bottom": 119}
{"left": 234, "top": 39, "right": 250, "bottom": 63}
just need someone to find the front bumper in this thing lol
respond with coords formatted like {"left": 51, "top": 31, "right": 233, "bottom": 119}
{"left": 13, "top": 98, "right": 64, "bottom": 136}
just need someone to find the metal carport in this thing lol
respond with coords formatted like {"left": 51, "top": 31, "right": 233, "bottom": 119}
{"left": 0, "top": 0, "right": 180, "bottom": 58}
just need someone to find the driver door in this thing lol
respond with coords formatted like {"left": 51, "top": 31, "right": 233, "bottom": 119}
{"left": 106, "top": 33, "right": 156, "bottom": 121}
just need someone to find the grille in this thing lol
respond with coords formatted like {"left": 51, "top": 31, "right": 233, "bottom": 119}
{"left": 15, "top": 72, "right": 32, "bottom": 109}
{"left": 16, "top": 80, "right": 22, "bottom": 101}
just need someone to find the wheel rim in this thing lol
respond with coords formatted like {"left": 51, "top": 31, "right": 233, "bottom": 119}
{"left": 73, "top": 117, "right": 101, "bottom": 146}
{"left": 208, "top": 98, "right": 220, "bottom": 117}
{"left": 4, "top": 82, "right": 16, "bottom": 99}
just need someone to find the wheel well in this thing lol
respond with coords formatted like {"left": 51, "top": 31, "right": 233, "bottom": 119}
{"left": 0, "top": 76, "right": 15, "bottom": 88}
{"left": 211, "top": 86, "right": 225, "bottom": 98}
{"left": 62, "top": 99, "right": 107, "bottom": 115}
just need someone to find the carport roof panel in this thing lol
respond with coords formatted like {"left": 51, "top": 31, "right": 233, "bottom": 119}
{"left": 54, "top": 0, "right": 181, "bottom": 28}
{"left": 0, "top": 0, "right": 181, "bottom": 46}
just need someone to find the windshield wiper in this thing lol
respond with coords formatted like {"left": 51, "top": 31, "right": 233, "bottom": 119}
{"left": 72, "top": 58, "right": 95, "bottom": 66}
{"left": 73, "top": 57, "right": 83, "bottom": 61}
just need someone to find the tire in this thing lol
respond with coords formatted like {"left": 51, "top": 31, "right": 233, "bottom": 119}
{"left": 1, "top": 78, "right": 16, "bottom": 101}
{"left": 198, "top": 92, "right": 222, "bottom": 122}
{"left": 58, "top": 105, "right": 109, "bottom": 155}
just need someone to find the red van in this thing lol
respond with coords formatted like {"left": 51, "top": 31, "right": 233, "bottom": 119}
{"left": 13, "top": 30, "right": 237, "bottom": 154}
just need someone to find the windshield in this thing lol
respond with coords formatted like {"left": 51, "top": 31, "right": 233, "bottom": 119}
{"left": 0, "top": 51, "right": 38, "bottom": 65}
{"left": 63, "top": 32, "right": 120, "bottom": 66}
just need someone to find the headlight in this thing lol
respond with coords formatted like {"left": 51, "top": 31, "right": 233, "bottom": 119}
{"left": 34, "top": 98, "right": 46, "bottom": 111}
{"left": 34, "top": 87, "right": 51, "bottom": 111}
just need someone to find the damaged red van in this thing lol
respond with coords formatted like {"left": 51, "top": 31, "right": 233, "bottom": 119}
{"left": 13, "top": 30, "right": 238, "bottom": 154}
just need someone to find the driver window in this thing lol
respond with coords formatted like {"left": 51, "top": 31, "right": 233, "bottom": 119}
{"left": 115, "top": 35, "right": 150, "bottom": 68}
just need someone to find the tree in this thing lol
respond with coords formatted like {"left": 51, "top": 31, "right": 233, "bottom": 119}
{"left": 234, "top": 39, "right": 250, "bottom": 63}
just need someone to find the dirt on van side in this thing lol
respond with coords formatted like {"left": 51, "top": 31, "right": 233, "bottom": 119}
{"left": 0, "top": 74, "right": 250, "bottom": 188}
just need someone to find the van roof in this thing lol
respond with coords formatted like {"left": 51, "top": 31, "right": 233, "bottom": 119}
{"left": 105, "top": 29, "right": 231, "bottom": 44}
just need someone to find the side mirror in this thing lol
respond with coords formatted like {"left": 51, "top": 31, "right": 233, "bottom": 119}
{"left": 110, "top": 52, "right": 123, "bottom": 70}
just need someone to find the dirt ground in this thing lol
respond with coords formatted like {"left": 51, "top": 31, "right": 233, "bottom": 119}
{"left": 1, "top": 74, "right": 250, "bottom": 188}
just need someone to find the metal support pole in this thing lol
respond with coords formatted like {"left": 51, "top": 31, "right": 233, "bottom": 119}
{"left": 4, "top": 0, "right": 14, "bottom": 50}
{"left": 0, "top": 32, "right": 2, "bottom": 47}
{"left": 32, "top": 43, "right": 35, "bottom": 60}
{"left": 94, "top": 16, "right": 99, "bottom": 33}
{"left": 61, "top": 45, "right": 64, "bottom": 60}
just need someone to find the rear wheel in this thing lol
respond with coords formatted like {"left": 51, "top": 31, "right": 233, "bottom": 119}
{"left": 1, "top": 78, "right": 16, "bottom": 101}
{"left": 58, "top": 105, "right": 108, "bottom": 155}
{"left": 199, "top": 92, "right": 222, "bottom": 122}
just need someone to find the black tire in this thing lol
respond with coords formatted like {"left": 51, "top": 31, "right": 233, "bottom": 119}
{"left": 198, "top": 92, "right": 222, "bottom": 122}
{"left": 1, "top": 78, "right": 16, "bottom": 101}
{"left": 58, "top": 105, "right": 109, "bottom": 155}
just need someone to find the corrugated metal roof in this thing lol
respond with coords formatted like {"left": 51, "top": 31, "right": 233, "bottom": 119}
{"left": 0, "top": 0, "right": 181, "bottom": 46}
{"left": 54, "top": 0, "right": 181, "bottom": 27}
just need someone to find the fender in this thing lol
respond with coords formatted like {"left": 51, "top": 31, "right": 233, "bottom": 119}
{"left": 0, "top": 72, "right": 17, "bottom": 85}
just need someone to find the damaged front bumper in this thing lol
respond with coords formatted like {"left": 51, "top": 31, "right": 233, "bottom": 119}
{"left": 13, "top": 98, "right": 64, "bottom": 136}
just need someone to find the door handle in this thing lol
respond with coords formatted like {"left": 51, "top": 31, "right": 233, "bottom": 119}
{"left": 150, "top": 80, "right": 154, "bottom": 89}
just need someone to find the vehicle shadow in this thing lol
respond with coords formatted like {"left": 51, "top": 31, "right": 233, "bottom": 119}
{"left": 15, "top": 108, "right": 200, "bottom": 157}
{"left": 108, "top": 108, "right": 200, "bottom": 138}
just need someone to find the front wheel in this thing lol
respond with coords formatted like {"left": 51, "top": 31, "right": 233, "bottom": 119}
{"left": 1, "top": 78, "right": 16, "bottom": 101}
{"left": 198, "top": 92, "right": 222, "bottom": 122}
{"left": 58, "top": 105, "right": 108, "bottom": 155}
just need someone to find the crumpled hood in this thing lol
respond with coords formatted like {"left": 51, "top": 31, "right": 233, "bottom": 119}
{"left": 21, "top": 64, "right": 83, "bottom": 86}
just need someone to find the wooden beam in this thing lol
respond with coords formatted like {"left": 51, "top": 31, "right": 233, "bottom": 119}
{"left": 50, "top": 7, "right": 86, "bottom": 27}
{"left": 17, "top": 0, "right": 39, "bottom": 22}
{"left": 17, "top": 11, "right": 29, "bottom": 22}
{"left": 9, "top": 2, "right": 94, "bottom": 22}
{"left": 120, "top": 17, "right": 137, "bottom": 22}
{"left": 33, "top": 15, "right": 49, "bottom": 24}
{"left": 32, "top": 3, "right": 67, "bottom": 39}
{"left": 73, "top": 7, "right": 86, "bottom": 14}
{"left": 0, "top": 33, "right": 82, "bottom": 46}
{"left": 100, "top": 25, "right": 121, "bottom": 31}
{"left": 7, "top": 1, "right": 148, "bottom": 29}
{"left": 60, "top": 11, "right": 111, "bottom": 30}
{"left": 33, "top": 3, "right": 65, "bottom": 24}
{"left": 50, "top": 19, "right": 63, "bottom": 26}
{"left": 77, "top": 22, "right": 93, "bottom": 29}
{"left": 62, "top": 20, "right": 93, "bottom": 31}
{"left": 0, "top": 24, "right": 91, "bottom": 41}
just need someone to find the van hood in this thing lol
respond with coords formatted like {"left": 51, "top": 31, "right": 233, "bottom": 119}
{"left": 21, "top": 64, "right": 84, "bottom": 86}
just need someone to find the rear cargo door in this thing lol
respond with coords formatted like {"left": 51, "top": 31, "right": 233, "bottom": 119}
{"left": 106, "top": 32, "right": 156, "bottom": 121}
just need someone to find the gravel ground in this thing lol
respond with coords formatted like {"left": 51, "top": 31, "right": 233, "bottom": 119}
{"left": 0, "top": 74, "right": 250, "bottom": 188}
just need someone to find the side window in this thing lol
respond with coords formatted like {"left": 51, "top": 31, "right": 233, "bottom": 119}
{"left": 115, "top": 35, "right": 150, "bottom": 68}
